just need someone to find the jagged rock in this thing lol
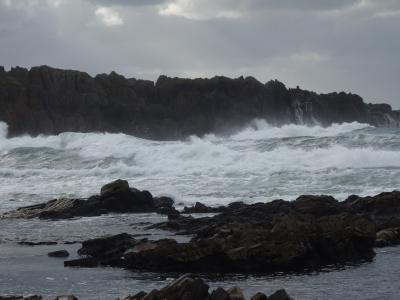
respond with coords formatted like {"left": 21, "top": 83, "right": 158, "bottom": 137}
{"left": 54, "top": 297, "right": 78, "bottom": 300}
{"left": 1, "top": 65, "right": 399, "bottom": 139}
{"left": 268, "top": 289, "right": 292, "bottom": 300}
{"left": 140, "top": 274, "right": 209, "bottom": 300}
{"left": 48, "top": 250, "right": 70, "bottom": 258}
{"left": 250, "top": 292, "right": 268, "bottom": 300}
{"left": 210, "top": 288, "right": 230, "bottom": 300}
{"left": 344, "top": 191, "right": 400, "bottom": 230}
{"left": 66, "top": 196, "right": 376, "bottom": 273}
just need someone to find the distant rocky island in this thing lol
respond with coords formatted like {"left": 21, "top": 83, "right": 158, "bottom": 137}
{"left": 0, "top": 65, "right": 399, "bottom": 139}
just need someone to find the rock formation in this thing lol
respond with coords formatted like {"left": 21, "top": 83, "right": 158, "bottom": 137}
{"left": 64, "top": 195, "right": 378, "bottom": 273}
{"left": 0, "top": 65, "right": 399, "bottom": 139}
{"left": 0, "top": 179, "right": 176, "bottom": 219}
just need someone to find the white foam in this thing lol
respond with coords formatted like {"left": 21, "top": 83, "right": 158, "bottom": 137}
{"left": 0, "top": 120, "right": 399, "bottom": 209}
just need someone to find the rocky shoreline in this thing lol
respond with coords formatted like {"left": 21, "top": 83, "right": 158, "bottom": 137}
{"left": 3, "top": 180, "right": 400, "bottom": 273}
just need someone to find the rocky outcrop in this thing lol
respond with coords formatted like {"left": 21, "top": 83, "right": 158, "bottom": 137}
{"left": 65, "top": 195, "right": 377, "bottom": 273}
{"left": 0, "top": 65, "right": 398, "bottom": 139}
{"left": 121, "top": 274, "right": 292, "bottom": 300}
{"left": 343, "top": 191, "right": 400, "bottom": 230}
{"left": 0, "top": 180, "right": 175, "bottom": 219}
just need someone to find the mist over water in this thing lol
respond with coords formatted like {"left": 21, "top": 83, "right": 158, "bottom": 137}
{"left": 1, "top": 120, "right": 400, "bottom": 212}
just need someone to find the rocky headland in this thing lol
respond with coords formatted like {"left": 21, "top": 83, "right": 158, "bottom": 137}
{"left": 1, "top": 65, "right": 399, "bottom": 139}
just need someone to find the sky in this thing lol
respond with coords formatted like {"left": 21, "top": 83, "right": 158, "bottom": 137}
{"left": 0, "top": 0, "right": 399, "bottom": 108}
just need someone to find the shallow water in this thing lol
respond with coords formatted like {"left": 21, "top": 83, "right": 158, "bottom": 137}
{"left": 1, "top": 242, "right": 399, "bottom": 299}
{"left": 1, "top": 120, "right": 400, "bottom": 299}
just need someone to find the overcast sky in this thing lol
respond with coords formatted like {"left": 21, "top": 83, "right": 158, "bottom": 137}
{"left": 0, "top": 0, "right": 399, "bottom": 107}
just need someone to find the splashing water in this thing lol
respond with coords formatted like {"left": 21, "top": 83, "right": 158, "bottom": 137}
{"left": 0, "top": 120, "right": 400, "bottom": 211}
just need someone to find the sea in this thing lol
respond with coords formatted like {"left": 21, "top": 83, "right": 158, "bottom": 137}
{"left": 0, "top": 120, "right": 399, "bottom": 299}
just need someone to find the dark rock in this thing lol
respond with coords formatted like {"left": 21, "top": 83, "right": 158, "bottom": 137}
{"left": 138, "top": 274, "right": 209, "bottom": 300}
{"left": 183, "top": 202, "right": 224, "bottom": 214}
{"left": 268, "top": 289, "right": 292, "bottom": 300}
{"left": 210, "top": 288, "right": 230, "bottom": 300}
{"left": 68, "top": 196, "right": 376, "bottom": 273}
{"left": 1, "top": 180, "right": 159, "bottom": 219}
{"left": 375, "top": 227, "right": 400, "bottom": 247}
{"left": 100, "top": 179, "right": 130, "bottom": 196}
{"left": 250, "top": 292, "right": 268, "bottom": 300}
{"left": 54, "top": 297, "right": 79, "bottom": 300}
{"left": 48, "top": 250, "right": 70, "bottom": 258}
{"left": 1, "top": 65, "right": 399, "bottom": 140}
{"left": 227, "top": 286, "right": 245, "bottom": 300}
{"left": 154, "top": 196, "right": 175, "bottom": 208}
{"left": 343, "top": 191, "right": 400, "bottom": 230}
{"left": 18, "top": 241, "right": 57, "bottom": 246}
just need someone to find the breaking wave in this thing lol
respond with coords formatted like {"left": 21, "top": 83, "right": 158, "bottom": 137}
{"left": 1, "top": 120, "right": 400, "bottom": 210}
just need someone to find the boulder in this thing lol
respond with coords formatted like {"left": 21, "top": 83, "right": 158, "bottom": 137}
{"left": 227, "top": 287, "right": 245, "bottom": 300}
{"left": 140, "top": 274, "right": 209, "bottom": 300}
{"left": 268, "top": 289, "right": 292, "bottom": 300}
{"left": 210, "top": 288, "right": 230, "bottom": 300}
{"left": 100, "top": 179, "right": 130, "bottom": 196}
{"left": 250, "top": 293, "right": 268, "bottom": 300}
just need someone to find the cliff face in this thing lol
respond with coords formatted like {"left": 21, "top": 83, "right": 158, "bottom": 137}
{"left": 0, "top": 65, "right": 399, "bottom": 139}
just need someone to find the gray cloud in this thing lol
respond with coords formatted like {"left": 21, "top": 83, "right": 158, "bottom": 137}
{"left": 87, "top": 0, "right": 166, "bottom": 6}
{"left": 0, "top": 0, "right": 399, "bottom": 108}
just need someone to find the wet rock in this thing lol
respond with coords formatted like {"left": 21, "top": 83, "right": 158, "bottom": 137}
{"left": 183, "top": 202, "right": 224, "bottom": 214}
{"left": 268, "top": 289, "right": 292, "bottom": 300}
{"left": 68, "top": 197, "right": 376, "bottom": 273}
{"left": 250, "top": 292, "right": 268, "bottom": 300}
{"left": 375, "top": 227, "right": 400, "bottom": 247}
{"left": 48, "top": 250, "right": 70, "bottom": 258}
{"left": 210, "top": 287, "right": 230, "bottom": 300}
{"left": 1, "top": 180, "right": 159, "bottom": 220}
{"left": 344, "top": 191, "right": 400, "bottom": 230}
{"left": 100, "top": 179, "right": 130, "bottom": 196}
{"left": 227, "top": 286, "right": 245, "bottom": 300}
{"left": 18, "top": 241, "right": 57, "bottom": 246}
{"left": 140, "top": 274, "right": 209, "bottom": 300}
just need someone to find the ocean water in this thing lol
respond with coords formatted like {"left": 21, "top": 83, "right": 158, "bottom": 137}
{"left": 1, "top": 120, "right": 400, "bottom": 299}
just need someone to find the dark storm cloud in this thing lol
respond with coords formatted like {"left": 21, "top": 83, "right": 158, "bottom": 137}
{"left": 0, "top": 0, "right": 399, "bottom": 108}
